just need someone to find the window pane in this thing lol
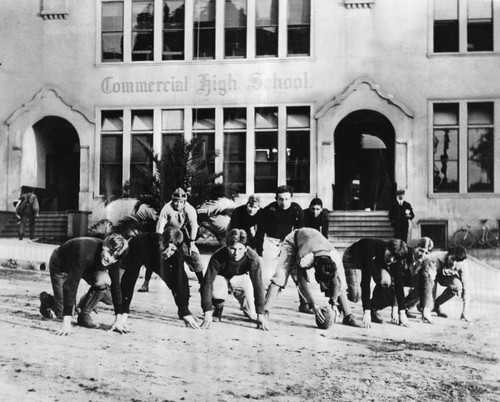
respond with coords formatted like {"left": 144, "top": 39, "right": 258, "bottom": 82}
{"left": 132, "top": 110, "right": 154, "bottom": 131}
{"left": 100, "top": 164, "right": 123, "bottom": 197}
{"left": 132, "top": 1, "right": 154, "bottom": 61}
{"left": 288, "top": 0, "right": 310, "bottom": 25}
{"left": 256, "top": 0, "right": 278, "bottom": 25}
{"left": 434, "top": 0, "right": 458, "bottom": 20}
{"left": 468, "top": 126, "right": 493, "bottom": 192}
{"left": 101, "top": 135, "right": 123, "bottom": 163}
{"left": 468, "top": 102, "right": 493, "bottom": 125}
{"left": 433, "top": 103, "right": 459, "bottom": 125}
{"left": 433, "top": 160, "right": 458, "bottom": 192}
{"left": 255, "top": 107, "right": 278, "bottom": 128}
{"left": 287, "top": 26, "right": 310, "bottom": 56}
{"left": 162, "top": 109, "right": 184, "bottom": 130}
{"left": 434, "top": 129, "right": 458, "bottom": 160}
{"left": 468, "top": 0, "right": 492, "bottom": 19}
{"left": 193, "top": 109, "right": 215, "bottom": 129}
{"left": 102, "top": 33, "right": 123, "bottom": 61}
{"left": 255, "top": 131, "right": 278, "bottom": 193}
{"left": 468, "top": 160, "right": 493, "bottom": 192}
{"left": 286, "top": 130, "right": 310, "bottom": 192}
{"left": 162, "top": 133, "right": 183, "bottom": 158}
{"left": 224, "top": 108, "right": 246, "bottom": 129}
{"left": 103, "top": 2, "right": 124, "bottom": 31}
{"left": 287, "top": 106, "right": 309, "bottom": 128}
{"left": 163, "top": 0, "right": 185, "bottom": 60}
{"left": 467, "top": 20, "right": 493, "bottom": 51}
{"left": 225, "top": 0, "right": 246, "bottom": 28}
{"left": 102, "top": 2, "right": 123, "bottom": 62}
{"left": 224, "top": 132, "right": 246, "bottom": 193}
{"left": 131, "top": 134, "right": 153, "bottom": 161}
{"left": 194, "top": 0, "right": 216, "bottom": 59}
{"left": 101, "top": 111, "right": 123, "bottom": 131}
{"left": 434, "top": 20, "right": 459, "bottom": 52}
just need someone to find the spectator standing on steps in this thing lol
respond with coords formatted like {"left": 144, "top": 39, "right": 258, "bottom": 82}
{"left": 389, "top": 189, "right": 415, "bottom": 242}
{"left": 17, "top": 186, "right": 39, "bottom": 241}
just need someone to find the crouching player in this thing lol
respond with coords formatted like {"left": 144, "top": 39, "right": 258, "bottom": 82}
{"left": 200, "top": 229, "right": 269, "bottom": 330}
{"left": 38, "top": 233, "right": 129, "bottom": 335}
{"left": 264, "top": 227, "right": 362, "bottom": 329}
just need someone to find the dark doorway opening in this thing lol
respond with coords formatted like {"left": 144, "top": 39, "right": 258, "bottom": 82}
{"left": 33, "top": 116, "right": 80, "bottom": 211}
{"left": 334, "top": 110, "right": 395, "bottom": 211}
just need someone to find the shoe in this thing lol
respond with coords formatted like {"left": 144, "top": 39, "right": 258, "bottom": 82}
{"left": 298, "top": 303, "right": 314, "bottom": 314}
{"left": 77, "top": 313, "right": 98, "bottom": 328}
{"left": 342, "top": 314, "right": 362, "bottom": 328}
{"left": 39, "top": 292, "right": 54, "bottom": 318}
{"left": 405, "top": 308, "right": 418, "bottom": 319}
{"left": 433, "top": 307, "right": 448, "bottom": 318}
{"left": 422, "top": 308, "right": 433, "bottom": 324}
{"left": 138, "top": 282, "right": 149, "bottom": 293}
{"left": 371, "top": 310, "right": 384, "bottom": 324}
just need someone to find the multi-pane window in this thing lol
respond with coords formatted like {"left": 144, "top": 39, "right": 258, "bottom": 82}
{"left": 433, "top": 0, "right": 459, "bottom": 53}
{"left": 256, "top": 0, "right": 279, "bottom": 57}
{"left": 468, "top": 102, "right": 493, "bottom": 192}
{"left": 193, "top": 109, "right": 216, "bottom": 175}
{"left": 193, "top": 0, "right": 216, "bottom": 59}
{"left": 433, "top": 103, "right": 459, "bottom": 193}
{"left": 130, "top": 110, "right": 154, "bottom": 194}
{"left": 225, "top": 0, "right": 247, "bottom": 58}
{"left": 286, "top": 106, "right": 310, "bottom": 192}
{"left": 163, "top": 0, "right": 185, "bottom": 60}
{"left": 132, "top": 1, "right": 154, "bottom": 61}
{"left": 102, "top": 2, "right": 124, "bottom": 62}
{"left": 287, "top": 0, "right": 310, "bottom": 56}
{"left": 255, "top": 107, "right": 278, "bottom": 192}
{"left": 223, "top": 108, "right": 247, "bottom": 192}
{"left": 161, "top": 109, "right": 184, "bottom": 157}
{"left": 467, "top": 0, "right": 493, "bottom": 52}
{"left": 433, "top": 0, "right": 495, "bottom": 54}
{"left": 100, "top": 111, "right": 124, "bottom": 197}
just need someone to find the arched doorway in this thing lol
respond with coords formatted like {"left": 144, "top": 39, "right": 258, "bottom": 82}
{"left": 334, "top": 110, "right": 395, "bottom": 211}
{"left": 32, "top": 116, "right": 80, "bottom": 211}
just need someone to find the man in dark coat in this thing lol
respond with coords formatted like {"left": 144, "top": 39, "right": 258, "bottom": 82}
{"left": 389, "top": 189, "right": 415, "bottom": 242}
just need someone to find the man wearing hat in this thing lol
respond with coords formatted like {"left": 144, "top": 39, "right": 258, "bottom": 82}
{"left": 138, "top": 187, "right": 204, "bottom": 292}
{"left": 389, "top": 189, "right": 415, "bottom": 242}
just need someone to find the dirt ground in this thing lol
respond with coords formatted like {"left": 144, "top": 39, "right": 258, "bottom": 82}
{"left": 1, "top": 264, "right": 500, "bottom": 402}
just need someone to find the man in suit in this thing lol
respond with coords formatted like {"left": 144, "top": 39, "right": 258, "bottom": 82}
{"left": 389, "top": 189, "right": 415, "bottom": 242}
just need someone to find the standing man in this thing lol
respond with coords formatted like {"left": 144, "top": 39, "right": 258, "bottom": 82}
{"left": 227, "top": 195, "right": 264, "bottom": 251}
{"left": 38, "top": 233, "right": 129, "bottom": 335}
{"left": 389, "top": 189, "right": 415, "bottom": 242}
{"left": 17, "top": 186, "right": 39, "bottom": 241}
{"left": 200, "top": 229, "right": 268, "bottom": 330}
{"left": 342, "top": 238, "right": 409, "bottom": 328}
{"left": 139, "top": 187, "right": 203, "bottom": 292}
{"left": 255, "top": 185, "right": 308, "bottom": 312}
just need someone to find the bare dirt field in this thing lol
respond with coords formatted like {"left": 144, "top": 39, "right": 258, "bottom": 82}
{"left": 1, "top": 261, "right": 500, "bottom": 402}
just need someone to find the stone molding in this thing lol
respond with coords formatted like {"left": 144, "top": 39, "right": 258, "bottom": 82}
{"left": 41, "top": 0, "right": 69, "bottom": 20}
{"left": 344, "top": 0, "right": 375, "bottom": 9}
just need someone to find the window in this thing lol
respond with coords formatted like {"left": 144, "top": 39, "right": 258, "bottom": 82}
{"left": 421, "top": 221, "right": 448, "bottom": 250}
{"left": 193, "top": 109, "right": 216, "bottom": 175}
{"left": 433, "top": 0, "right": 495, "bottom": 54}
{"left": 132, "top": 1, "right": 154, "bottom": 61}
{"left": 161, "top": 109, "right": 184, "bottom": 157}
{"left": 100, "top": 111, "right": 124, "bottom": 197}
{"left": 468, "top": 102, "right": 493, "bottom": 192}
{"left": 256, "top": 0, "right": 279, "bottom": 57}
{"left": 287, "top": 0, "right": 310, "bottom": 56}
{"left": 467, "top": 0, "right": 493, "bottom": 52}
{"left": 286, "top": 106, "right": 310, "bottom": 192}
{"left": 255, "top": 107, "right": 278, "bottom": 192}
{"left": 163, "top": 0, "right": 185, "bottom": 60}
{"left": 194, "top": 0, "right": 216, "bottom": 59}
{"left": 223, "top": 108, "right": 247, "bottom": 192}
{"left": 102, "top": 2, "right": 124, "bottom": 62}
{"left": 433, "top": 103, "right": 459, "bottom": 193}
{"left": 225, "top": 0, "right": 247, "bottom": 58}
{"left": 130, "top": 110, "right": 154, "bottom": 194}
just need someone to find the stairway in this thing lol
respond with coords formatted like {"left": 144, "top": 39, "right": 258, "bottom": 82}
{"left": 1, "top": 212, "right": 68, "bottom": 242}
{"left": 328, "top": 211, "right": 394, "bottom": 250}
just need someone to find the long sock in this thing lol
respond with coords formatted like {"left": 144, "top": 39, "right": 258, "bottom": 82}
{"left": 264, "top": 283, "right": 281, "bottom": 314}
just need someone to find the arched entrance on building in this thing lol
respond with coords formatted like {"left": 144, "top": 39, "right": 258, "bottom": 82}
{"left": 32, "top": 116, "right": 80, "bottom": 211}
{"left": 334, "top": 110, "right": 395, "bottom": 211}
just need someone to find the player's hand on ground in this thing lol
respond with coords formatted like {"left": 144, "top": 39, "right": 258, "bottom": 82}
{"left": 256, "top": 313, "right": 269, "bottom": 331}
{"left": 200, "top": 312, "right": 213, "bottom": 329}
{"left": 398, "top": 310, "right": 409, "bottom": 327}
{"left": 109, "top": 314, "right": 131, "bottom": 334}
{"left": 362, "top": 310, "right": 372, "bottom": 328}
{"left": 391, "top": 307, "right": 398, "bottom": 324}
{"left": 460, "top": 313, "right": 471, "bottom": 322}
{"left": 55, "top": 316, "right": 72, "bottom": 336}
{"left": 184, "top": 314, "right": 201, "bottom": 329}
{"left": 313, "top": 304, "right": 325, "bottom": 324}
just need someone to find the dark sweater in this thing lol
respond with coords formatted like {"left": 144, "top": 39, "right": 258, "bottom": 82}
{"left": 201, "top": 246, "right": 265, "bottom": 314}
{"left": 255, "top": 201, "right": 304, "bottom": 254}
{"left": 120, "top": 232, "right": 191, "bottom": 318}
{"left": 228, "top": 205, "right": 264, "bottom": 250}
{"left": 303, "top": 208, "right": 329, "bottom": 238}
{"left": 49, "top": 237, "right": 122, "bottom": 316}
{"left": 345, "top": 238, "right": 405, "bottom": 312}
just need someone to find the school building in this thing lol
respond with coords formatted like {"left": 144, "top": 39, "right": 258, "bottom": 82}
{"left": 1, "top": 0, "right": 499, "bottom": 246}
